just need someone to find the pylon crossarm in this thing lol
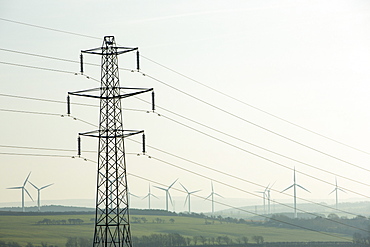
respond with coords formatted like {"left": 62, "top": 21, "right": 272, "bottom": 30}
{"left": 81, "top": 47, "right": 138, "bottom": 56}
{"left": 79, "top": 130, "right": 144, "bottom": 139}
{"left": 119, "top": 88, "right": 153, "bottom": 99}
{"left": 68, "top": 87, "right": 153, "bottom": 100}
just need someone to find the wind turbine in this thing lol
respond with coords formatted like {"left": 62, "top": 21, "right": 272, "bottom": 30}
{"left": 28, "top": 181, "right": 53, "bottom": 212}
{"left": 255, "top": 184, "right": 269, "bottom": 215}
{"left": 154, "top": 179, "right": 178, "bottom": 211}
{"left": 180, "top": 182, "right": 201, "bottom": 213}
{"left": 142, "top": 183, "right": 158, "bottom": 209}
{"left": 128, "top": 191, "right": 139, "bottom": 206}
{"left": 329, "top": 177, "right": 345, "bottom": 209}
{"left": 281, "top": 168, "right": 310, "bottom": 218}
{"left": 205, "top": 181, "right": 223, "bottom": 215}
{"left": 7, "top": 172, "right": 34, "bottom": 212}
{"left": 266, "top": 182, "right": 276, "bottom": 215}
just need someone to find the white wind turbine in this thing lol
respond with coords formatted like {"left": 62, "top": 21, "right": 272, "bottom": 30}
{"left": 142, "top": 183, "right": 158, "bottom": 209}
{"left": 256, "top": 184, "right": 269, "bottom": 215}
{"left": 7, "top": 172, "right": 34, "bottom": 212}
{"left": 205, "top": 181, "right": 223, "bottom": 215}
{"left": 180, "top": 182, "right": 201, "bottom": 213}
{"left": 329, "top": 177, "right": 345, "bottom": 209}
{"left": 266, "top": 182, "right": 276, "bottom": 215}
{"left": 154, "top": 179, "right": 178, "bottom": 211}
{"left": 281, "top": 168, "right": 310, "bottom": 218}
{"left": 128, "top": 191, "right": 139, "bottom": 206}
{"left": 28, "top": 181, "right": 53, "bottom": 212}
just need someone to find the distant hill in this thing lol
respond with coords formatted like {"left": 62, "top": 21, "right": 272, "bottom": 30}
{"left": 0, "top": 205, "right": 181, "bottom": 217}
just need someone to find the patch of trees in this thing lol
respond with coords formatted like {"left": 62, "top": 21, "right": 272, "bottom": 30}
{"left": 65, "top": 237, "right": 92, "bottom": 247}
{"left": 132, "top": 233, "right": 255, "bottom": 246}
{"left": 264, "top": 214, "right": 370, "bottom": 236}
{"left": 0, "top": 241, "right": 57, "bottom": 247}
{"left": 36, "top": 218, "right": 84, "bottom": 225}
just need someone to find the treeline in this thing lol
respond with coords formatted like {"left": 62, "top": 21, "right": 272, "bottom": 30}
{"left": 264, "top": 214, "right": 370, "bottom": 236}
{"left": 1, "top": 238, "right": 363, "bottom": 247}
{"left": 131, "top": 233, "right": 263, "bottom": 246}
{"left": 0, "top": 241, "right": 57, "bottom": 247}
{"left": 36, "top": 218, "right": 87, "bottom": 225}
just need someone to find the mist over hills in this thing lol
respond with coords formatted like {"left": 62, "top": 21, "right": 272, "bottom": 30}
{"left": 1, "top": 199, "right": 369, "bottom": 219}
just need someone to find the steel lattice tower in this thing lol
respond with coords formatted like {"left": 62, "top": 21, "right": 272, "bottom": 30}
{"left": 68, "top": 36, "right": 154, "bottom": 247}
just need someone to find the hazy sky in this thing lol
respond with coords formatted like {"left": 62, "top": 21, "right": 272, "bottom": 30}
{"left": 1, "top": 0, "right": 370, "bottom": 214}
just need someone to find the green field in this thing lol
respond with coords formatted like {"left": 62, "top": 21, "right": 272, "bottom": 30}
{"left": 0, "top": 214, "right": 351, "bottom": 246}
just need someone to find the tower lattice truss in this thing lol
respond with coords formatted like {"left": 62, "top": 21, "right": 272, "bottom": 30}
{"left": 68, "top": 36, "right": 154, "bottom": 247}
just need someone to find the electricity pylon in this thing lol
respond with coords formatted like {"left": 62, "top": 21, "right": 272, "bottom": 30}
{"left": 68, "top": 36, "right": 154, "bottom": 247}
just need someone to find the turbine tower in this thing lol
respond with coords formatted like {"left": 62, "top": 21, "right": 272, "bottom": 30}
{"left": 28, "top": 181, "right": 53, "bottom": 212}
{"left": 7, "top": 172, "right": 33, "bottom": 212}
{"left": 154, "top": 179, "right": 178, "bottom": 211}
{"left": 266, "top": 182, "right": 275, "bottom": 215}
{"left": 256, "top": 184, "right": 269, "bottom": 215}
{"left": 281, "top": 168, "right": 310, "bottom": 218}
{"left": 142, "top": 184, "right": 158, "bottom": 209}
{"left": 205, "top": 181, "right": 223, "bottom": 215}
{"left": 68, "top": 36, "right": 154, "bottom": 247}
{"left": 329, "top": 177, "right": 345, "bottom": 209}
{"left": 180, "top": 182, "right": 201, "bottom": 214}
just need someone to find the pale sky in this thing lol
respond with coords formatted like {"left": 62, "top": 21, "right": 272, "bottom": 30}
{"left": 1, "top": 0, "right": 370, "bottom": 215}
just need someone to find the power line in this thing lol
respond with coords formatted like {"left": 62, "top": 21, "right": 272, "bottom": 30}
{"left": 1, "top": 80, "right": 368, "bottom": 204}
{"left": 0, "top": 147, "right": 362, "bottom": 240}
{"left": 2, "top": 47, "right": 369, "bottom": 176}
{"left": 68, "top": 153, "right": 366, "bottom": 238}
{"left": 134, "top": 173, "right": 356, "bottom": 241}
{"left": 0, "top": 24, "right": 364, "bottom": 208}
{"left": 140, "top": 55, "right": 370, "bottom": 156}
{"left": 0, "top": 18, "right": 100, "bottom": 40}
{"left": 156, "top": 112, "right": 370, "bottom": 189}
{"left": 128, "top": 138, "right": 370, "bottom": 215}
{"left": 0, "top": 103, "right": 365, "bottom": 218}
{"left": 0, "top": 17, "right": 367, "bottom": 241}
{"left": 141, "top": 72, "right": 370, "bottom": 174}
{"left": 0, "top": 61, "right": 77, "bottom": 75}
{"left": 140, "top": 154, "right": 369, "bottom": 236}
{"left": 1, "top": 98, "right": 369, "bottom": 201}
{"left": 2, "top": 15, "right": 364, "bottom": 159}
{"left": 0, "top": 47, "right": 136, "bottom": 72}
{"left": 0, "top": 92, "right": 148, "bottom": 113}
{"left": 0, "top": 144, "right": 96, "bottom": 153}
{"left": 3, "top": 87, "right": 369, "bottom": 193}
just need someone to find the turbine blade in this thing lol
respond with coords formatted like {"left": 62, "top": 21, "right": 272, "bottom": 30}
{"left": 190, "top": 190, "right": 201, "bottom": 194}
{"left": 205, "top": 193, "right": 212, "bottom": 200}
{"left": 264, "top": 183, "right": 270, "bottom": 192}
{"left": 24, "top": 188, "right": 34, "bottom": 201}
{"left": 168, "top": 179, "right": 178, "bottom": 189}
{"left": 129, "top": 193, "right": 139, "bottom": 198}
{"left": 179, "top": 183, "right": 188, "bottom": 193}
{"left": 184, "top": 195, "right": 189, "bottom": 207}
{"left": 40, "top": 183, "right": 54, "bottom": 190}
{"left": 329, "top": 188, "right": 336, "bottom": 195}
{"left": 28, "top": 181, "right": 38, "bottom": 190}
{"left": 7, "top": 187, "right": 22, "bottom": 189}
{"left": 281, "top": 184, "right": 293, "bottom": 193}
{"left": 152, "top": 194, "right": 159, "bottom": 199}
{"left": 168, "top": 192, "right": 173, "bottom": 206}
{"left": 215, "top": 193, "right": 223, "bottom": 198}
{"left": 142, "top": 194, "right": 149, "bottom": 200}
{"left": 297, "top": 184, "right": 310, "bottom": 193}
{"left": 23, "top": 172, "right": 32, "bottom": 186}
{"left": 269, "top": 181, "right": 276, "bottom": 189}
{"left": 153, "top": 186, "right": 166, "bottom": 191}
{"left": 338, "top": 188, "right": 346, "bottom": 193}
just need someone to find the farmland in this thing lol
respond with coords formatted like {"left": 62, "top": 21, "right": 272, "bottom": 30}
{"left": 0, "top": 212, "right": 351, "bottom": 246}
